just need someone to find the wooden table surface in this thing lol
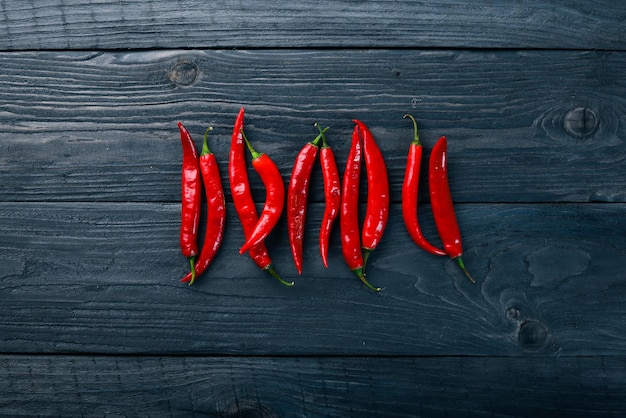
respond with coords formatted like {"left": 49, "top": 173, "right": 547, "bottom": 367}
{"left": 1, "top": 1, "right": 625, "bottom": 416}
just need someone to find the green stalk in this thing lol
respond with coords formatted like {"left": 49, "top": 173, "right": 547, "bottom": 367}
{"left": 403, "top": 114, "right": 421, "bottom": 146}
{"left": 201, "top": 126, "right": 213, "bottom": 156}
{"left": 264, "top": 264, "right": 294, "bottom": 287}
{"left": 313, "top": 123, "right": 330, "bottom": 147}
{"left": 362, "top": 248, "right": 372, "bottom": 271}
{"left": 352, "top": 267, "right": 381, "bottom": 292}
{"left": 188, "top": 256, "right": 196, "bottom": 285}
{"left": 240, "top": 128, "right": 261, "bottom": 159}
{"left": 454, "top": 256, "right": 476, "bottom": 283}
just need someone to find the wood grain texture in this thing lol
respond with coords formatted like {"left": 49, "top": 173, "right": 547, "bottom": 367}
{"left": 1, "top": 2, "right": 624, "bottom": 416}
{"left": 1, "top": 202, "right": 624, "bottom": 356}
{"left": 0, "top": 0, "right": 624, "bottom": 50}
{"left": 1, "top": 49, "right": 625, "bottom": 203}
{"left": 0, "top": 355, "right": 624, "bottom": 417}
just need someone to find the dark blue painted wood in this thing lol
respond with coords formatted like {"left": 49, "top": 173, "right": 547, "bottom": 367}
{"left": 1, "top": 202, "right": 624, "bottom": 357}
{"left": 0, "top": 1, "right": 625, "bottom": 416}
{"left": 0, "top": 0, "right": 623, "bottom": 50}
{"left": 1, "top": 355, "right": 624, "bottom": 417}
{"left": 0, "top": 50, "right": 624, "bottom": 203}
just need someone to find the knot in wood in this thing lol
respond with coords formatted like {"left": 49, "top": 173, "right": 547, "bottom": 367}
{"left": 564, "top": 107, "right": 598, "bottom": 138}
{"left": 505, "top": 306, "right": 521, "bottom": 321}
{"left": 518, "top": 320, "right": 548, "bottom": 351}
{"left": 169, "top": 61, "right": 199, "bottom": 86}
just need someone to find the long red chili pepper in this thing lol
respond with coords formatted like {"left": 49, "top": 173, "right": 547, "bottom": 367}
{"left": 318, "top": 124, "right": 340, "bottom": 269}
{"left": 353, "top": 119, "right": 389, "bottom": 268}
{"left": 287, "top": 125, "right": 329, "bottom": 274}
{"left": 177, "top": 121, "right": 202, "bottom": 281}
{"left": 429, "top": 135, "right": 475, "bottom": 283}
{"left": 238, "top": 129, "right": 285, "bottom": 255}
{"left": 181, "top": 127, "right": 226, "bottom": 285}
{"left": 340, "top": 124, "right": 381, "bottom": 292}
{"left": 229, "top": 108, "right": 292, "bottom": 286}
{"left": 401, "top": 114, "right": 446, "bottom": 256}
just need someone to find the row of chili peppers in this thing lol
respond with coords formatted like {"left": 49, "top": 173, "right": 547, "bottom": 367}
{"left": 177, "top": 108, "right": 474, "bottom": 291}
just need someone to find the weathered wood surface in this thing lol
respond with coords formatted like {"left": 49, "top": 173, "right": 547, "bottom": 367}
{"left": 0, "top": 0, "right": 624, "bottom": 50}
{"left": 1, "top": 355, "right": 625, "bottom": 417}
{"left": 1, "top": 202, "right": 624, "bottom": 356}
{"left": 1, "top": 1, "right": 626, "bottom": 416}
{"left": 1, "top": 50, "right": 625, "bottom": 203}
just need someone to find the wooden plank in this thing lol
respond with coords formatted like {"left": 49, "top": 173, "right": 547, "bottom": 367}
{"left": 0, "top": 1, "right": 624, "bottom": 50}
{"left": 1, "top": 202, "right": 624, "bottom": 356}
{"left": 0, "top": 354, "right": 624, "bottom": 416}
{"left": 1, "top": 49, "right": 625, "bottom": 203}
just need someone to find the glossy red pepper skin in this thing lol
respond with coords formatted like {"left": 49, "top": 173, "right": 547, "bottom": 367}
{"left": 177, "top": 122, "right": 202, "bottom": 278}
{"left": 429, "top": 136, "right": 475, "bottom": 283}
{"left": 238, "top": 130, "right": 285, "bottom": 255}
{"left": 319, "top": 132, "right": 340, "bottom": 269}
{"left": 229, "top": 108, "right": 291, "bottom": 286}
{"left": 287, "top": 128, "right": 327, "bottom": 274}
{"left": 181, "top": 128, "right": 226, "bottom": 285}
{"left": 340, "top": 124, "right": 380, "bottom": 292}
{"left": 354, "top": 119, "right": 389, "bottom": 266}
{"left": 401, "top": 115, "right": 446, "bottom": 256}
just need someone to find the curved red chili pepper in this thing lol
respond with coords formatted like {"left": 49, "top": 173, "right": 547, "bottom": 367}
{"left": 401, "top": 114, "right": 446, "bottom": 256}
{"left": 287, "top": 125, "right": 328, "bottom": 274}
{"left": 340, "top": 124, "right": 381, "bottom": 292}
{"left": 181, "top": 127, "right": 226, "bottom": 285}
{"left": 238, "top": 129, "right": 285, "bottom": 255}
{"left": 318, "top": 125, "right": 340, "bottom": 269}
{"left": 228, "top": 108, "right": 292, "bottom": 286}
{"left": 429, "top": 135, "right": 475, "bottom": 283}
{"left": 353, "top": 119, "right": 389, "bottom": 268}
{"left": 177, "top": 121, "right": 202, "bottom": 280}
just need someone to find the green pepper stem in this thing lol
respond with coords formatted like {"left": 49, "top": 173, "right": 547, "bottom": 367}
{"left": 454, "top": 256, "right": 476, "bottom": 284}
{"left": 313, "top": 123, "right": 330, "bottom": 147}
{"left": 403, "top": 114, "right": 421, "bottom": 146}
{"left": 201, "top": 126, "right": 213, "bottom": 156}
{"left": 240, "top": 128, "right": 262, "bottom": 160}
{"left": 352, "top": 267, "right": 381, "bottom": 292}
{"left": 264, "top": 264, "right": 294, "bottom": 287}
{"left": 362, "top": 248, "right": 372, "bottom": 272}
{"left": 188, "top": 256, "right": 196, "bottom": 286}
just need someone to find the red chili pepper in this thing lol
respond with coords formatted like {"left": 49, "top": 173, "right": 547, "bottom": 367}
{"left": 177, "top": 121, "right": 202, "bottom": 281}
{"left": 354, "top": 119, "right": 389, "bottom": 269}
{"left": 401, "top": 114, "right": 446, "bottom": 257}
{"left": 238, "top": 129, "right": 285, "bottom": 255}
{"left": 181, "top": 127, "right": 226, "bottom": 285}
{"left": 428, "top": 135, "right": 475, "bottom": 283}
{"left": 318, "top": 125, "right": 340, "bottom": 269}
{"left": 340, "top": 124, "right": 381, "bottom": 292}
{"left": 229, "top": 108, "right": 292, "bottom": 286}
{"left": 287, "top": 125, "right": 329, "bottom": 274}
